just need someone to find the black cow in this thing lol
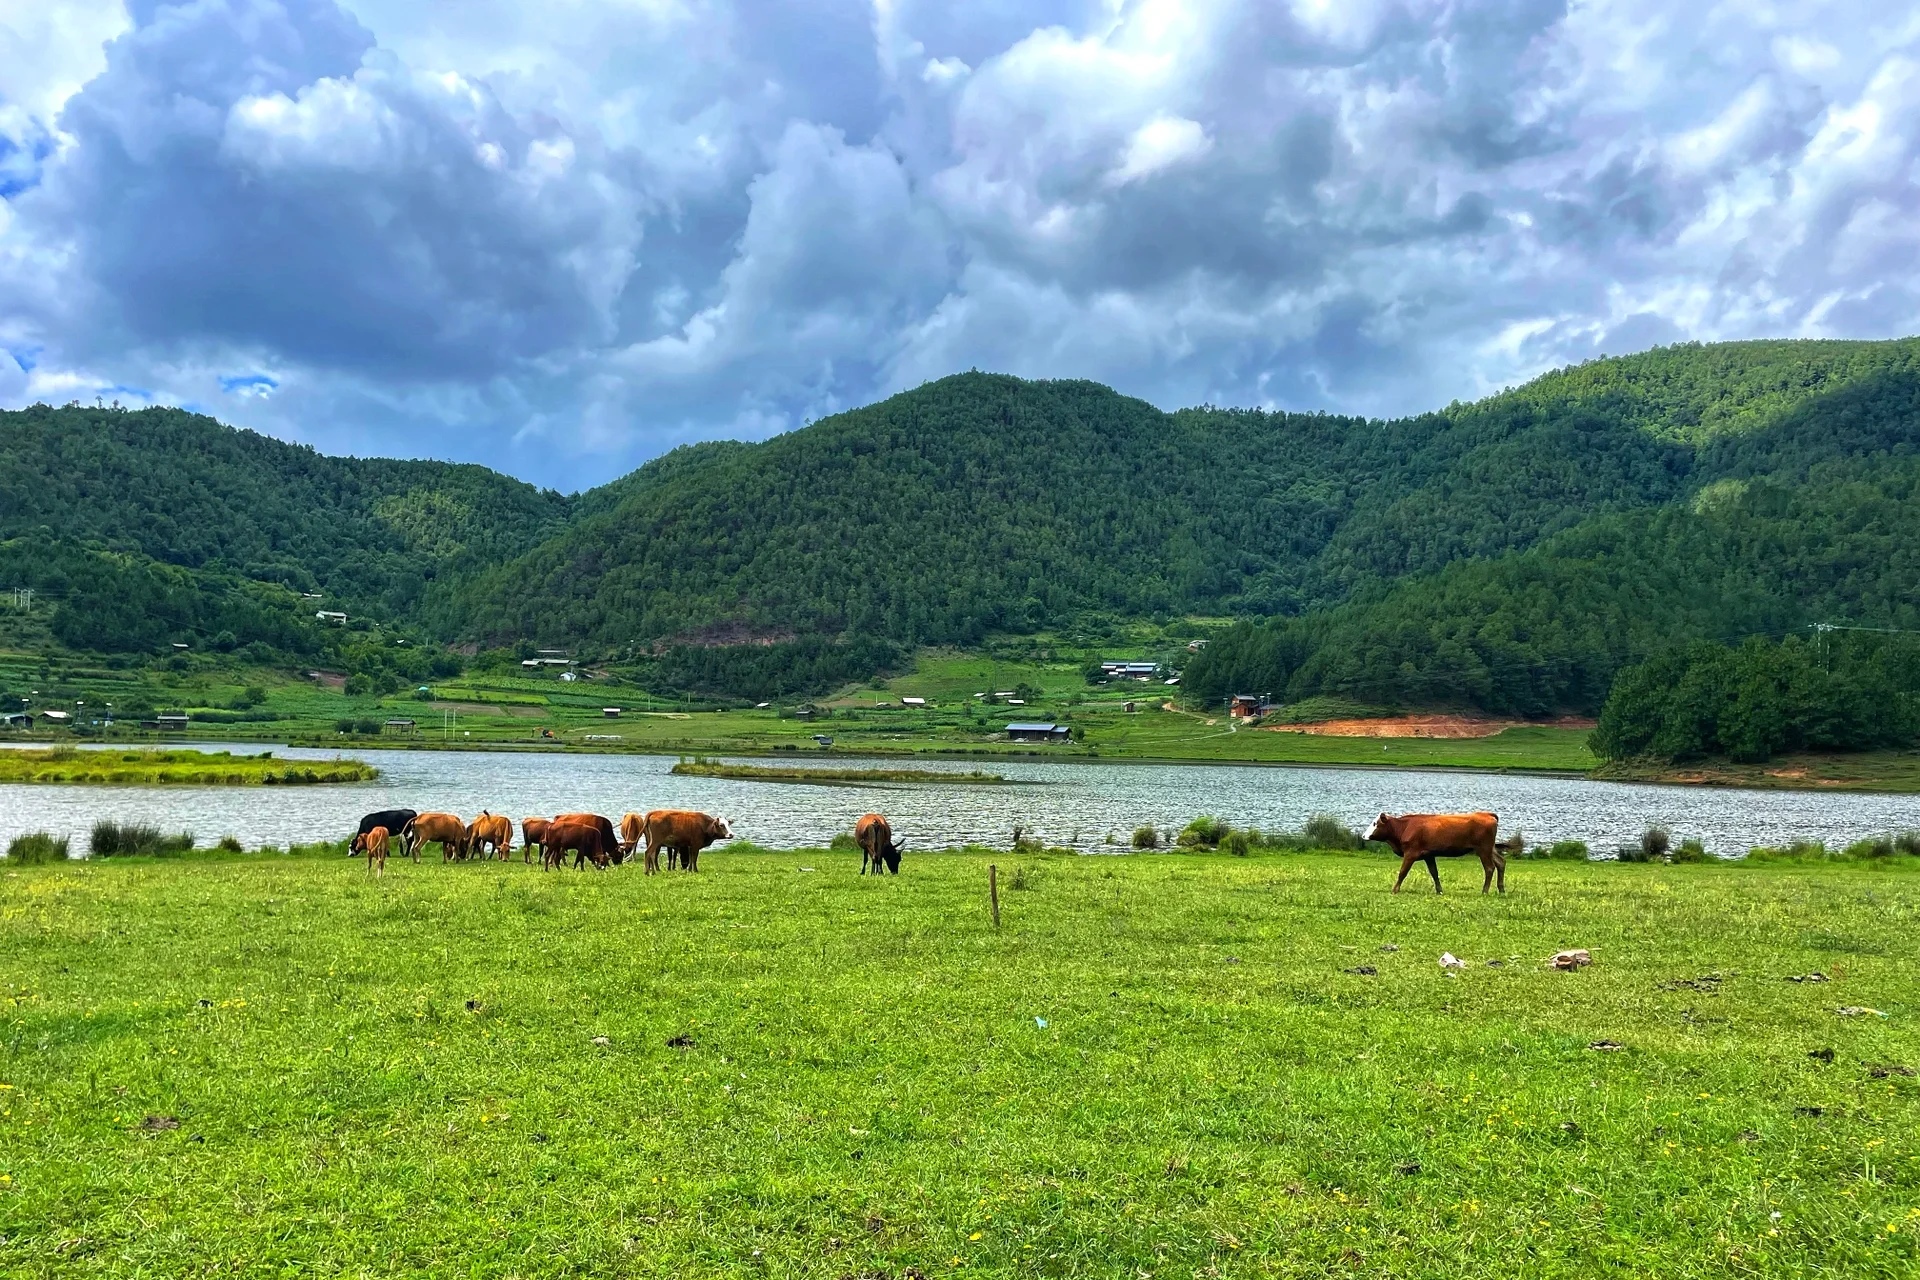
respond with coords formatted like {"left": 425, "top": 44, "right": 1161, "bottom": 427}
{"left": 354, "top": 809, "right": 419, "bottom": 859}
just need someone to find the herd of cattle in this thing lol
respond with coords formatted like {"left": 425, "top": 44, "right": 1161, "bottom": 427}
{"left": 344, "top": 805, "right": 1509, "bottom": 893}
{"left": 347, "top": 807, "right": 908, "bottom": 878}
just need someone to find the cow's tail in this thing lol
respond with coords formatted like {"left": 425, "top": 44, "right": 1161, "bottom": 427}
{"left": 1494, "top": 825, "right": 1521, "bottom": 865}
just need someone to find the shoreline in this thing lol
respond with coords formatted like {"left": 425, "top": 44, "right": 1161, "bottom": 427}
{"left": 9, "top": 733, "right": 1918, "bottom": 794}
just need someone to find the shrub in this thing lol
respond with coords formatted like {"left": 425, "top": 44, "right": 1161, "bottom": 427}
{"left": 1620, "top": 826, "right": 1672, "bottom": 863}
{"left": 1177, "top": 815, "right": 1230, "bottom": 848}
{"left": 1744, "top": 841, "right": 1832, "bottom": 863}
{"left": 1303, "top": 813, "right": 1364, "bottom": 850}
{"left": 1670, "top": 837, "right": 1710, "bottom": 863}
{"left": 1547, "top": 839, "right": 1590, "bottom": 861}
{"left": 1221, "top": 829, "right": 1253, "bottom": 857}
{"left": 216, "top": 835, "right": 244, "bottom": 853}
{"left": 7, "top": 832, "right": 69, "bottom": 864}
{"left": 354, "top": 719, "right": 381, "bottom": 736}
{"left": 828, "top": 832, "right": 859, "bottom": 854}
{"left": 1008, "top": 865, "right": 1033, "bottom": 890}
{"left": 1836, "top": 832, "right": 1920, "bottom": 860}
{"left": 91, "top": 821, "right": 194, "bottom": 857}
{"left": 1132, "top": 825, "right": 1160, "bottom": 850}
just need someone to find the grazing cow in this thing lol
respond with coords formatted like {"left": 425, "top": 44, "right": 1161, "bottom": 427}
{"left": 521, "top": 817, "right": 550, "bottom": 865}
{"left": 853, "top": 813, "right": 905, "bottom": 875}
{"left": 619, "top": 812, "right": 645, "bottom": 861}
{"left": 354, "top": 809, "right": 418, "bottom": 860}
{"left": 357, "top": 825, "right": 391, "bottom": 876}
{"left": 1365, "top": 811, "right": 1506, "bottom": 894}
{"left": 552, "top": 813, "right": 623, "bottom": 867}
{"left": 639, "top": 810, "right": 732, "bottom": 874}
{"left": 466, "top": 811, "right": 513, "bottom": 861}
{"left": 542, "top": 818, "right": 611, "bottom": 871}
{"left": 404, "top": 812, "right": 470, "bottom": 862}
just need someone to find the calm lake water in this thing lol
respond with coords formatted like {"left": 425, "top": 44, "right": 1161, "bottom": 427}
{"left": 5, "top": 744, "right": 1920, "bottom": 857}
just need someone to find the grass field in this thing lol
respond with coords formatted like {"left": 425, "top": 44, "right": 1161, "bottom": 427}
{"left": 0, "top": 748, "right": 375, "bottom": 786}
{"left": 2, "top": 851, "right": 1916, "bottom": 1276}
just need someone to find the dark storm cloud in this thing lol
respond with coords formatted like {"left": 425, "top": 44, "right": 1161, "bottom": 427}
{"left": 1, "top": 0, "right": 1918, "bottom": 486}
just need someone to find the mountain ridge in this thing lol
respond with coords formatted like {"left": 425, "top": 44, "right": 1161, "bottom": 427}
{"left": 6, "top": 336, "right": 1920, "bottom": 710}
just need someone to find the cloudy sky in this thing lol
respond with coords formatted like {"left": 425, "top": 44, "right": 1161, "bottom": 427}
{"left": 2, "top": 1, "right": 1917, "bottom": 489}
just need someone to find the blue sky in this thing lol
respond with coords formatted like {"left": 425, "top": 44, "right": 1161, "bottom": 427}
{"left": 2, "top": 0, "right": 1918, "bottom": 490}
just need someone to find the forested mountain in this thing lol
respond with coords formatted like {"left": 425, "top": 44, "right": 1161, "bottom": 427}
{"left": 6, "top": 338, "right": 1920, "bottom": 715}
{"left": 0, "top": 403, "right": 568, "bottom": 619}
{"left": 1184, "top": 351, "right": 1920, "bottom": 714}
{"left": 448, "top": 339, "right": 1920, "bottom": 658}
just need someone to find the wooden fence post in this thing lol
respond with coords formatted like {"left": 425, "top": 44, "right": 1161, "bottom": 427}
{"left": 989, "top": 864, "right": 1001, "bottom": 929}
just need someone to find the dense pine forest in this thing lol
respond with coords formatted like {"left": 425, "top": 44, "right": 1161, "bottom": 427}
{"left": 4, "top": 338, "right": 1920, "bottom": 742}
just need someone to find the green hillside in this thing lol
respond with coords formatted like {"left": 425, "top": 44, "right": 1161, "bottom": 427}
{"left": 0, "top": 402, "right": 568, "bottom": 620}
{"left": 6, "top": 339, "right": 1920, "bottom": 719}
{"left": 450, "top": 338, "right": 1920, "bottom": 659}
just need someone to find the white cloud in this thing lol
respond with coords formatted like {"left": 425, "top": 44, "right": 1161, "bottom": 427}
{"left": 0, "top": 0, "right": 1916, "bottom": 487}
{"left": 1108, "top": 114, "right": 1210, "bottom": 184}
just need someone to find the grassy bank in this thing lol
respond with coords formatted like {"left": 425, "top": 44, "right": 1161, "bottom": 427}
{"left": 1, "top": 851, "right": 1915, "bottom": 1276}
{"left": 23, "top": 646, "right": 1920, "bottom": 791}
{"left": 1597, "top": 749, "right": 1920, "bottom": 793}
{"left": 670, "top": 760, "right": 1016, "bottom": 785}
{"left": 0, "top": 749, "right": 375, "bottom": 786}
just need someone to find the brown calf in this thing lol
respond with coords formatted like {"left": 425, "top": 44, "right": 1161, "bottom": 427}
{"left": 467, "top": 811, "right": 513, "bottom": 860}
{"left": 521, "top": 817, "right": 550, "bottom": 864}
{"left": 358, "top": 825, "right": 390, "bottom": 876}
{"left": 404, "top": 812, "right": 470, "bottom": 862}
{"left": 639, "top": 810, "right": 732, "bottom": 874}
{"left": 1366, "top": 811, "right": 1506, "bottom": 894}
{"left": 542, "top": 818, "right": 611, "bottom": 871}
{"left": 853, "top": 813, "right": 905, "bottom": 875}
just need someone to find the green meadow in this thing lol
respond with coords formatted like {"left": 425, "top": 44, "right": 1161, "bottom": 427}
{"left": 4, "top": 646, "right": 1606, "bottom": 775}
{"left": 0, "top": 749, "right": 375, "bottom": 786}
{"left": 1, "top": 850, "right": 1916, "bottom": 1277}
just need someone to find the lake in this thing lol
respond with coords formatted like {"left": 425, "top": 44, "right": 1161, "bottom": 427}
{"left": 4, "top": 745, "right": 1920, "bottom": 857}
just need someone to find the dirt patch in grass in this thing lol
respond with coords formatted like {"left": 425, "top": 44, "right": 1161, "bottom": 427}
{"left": 1263, "top": 714, "right": 1596, "bottom": 739}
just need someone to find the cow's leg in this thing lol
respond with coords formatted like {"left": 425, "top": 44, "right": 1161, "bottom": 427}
{"left": 1392, "top": 852, "right": 1416, "bottom": 892}
{"left": 1496, "top": 853, "right": 1506, "bottom": 894}
{"left": 1482, "top": 854, "right": 1494, "bottom": 894}
{"left": 1426, "top": 855, "right": 1442, "bottom": 894}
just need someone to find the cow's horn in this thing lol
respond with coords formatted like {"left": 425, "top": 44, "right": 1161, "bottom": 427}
{"left": 892, "top": 835, "right": 907, "bottom": 851}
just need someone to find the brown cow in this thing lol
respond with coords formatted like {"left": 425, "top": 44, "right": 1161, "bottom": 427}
{"left": 405, "top": 812, "right": 470, "bottom": 862}
{"left": 521, "top": 817, "right": 550, "bottom": 865}
{"left": 853, "top": 813, "right": 905, "bottom": 875}
{"left": 552, "top": 813, "right": 622, "bottom": 868}
{"left": 542, "top": 818, "right": 611, "bottom": 871}
{"left": 357, "top": 825, "right": 391, "bottom": 876}
{"left": 467, "top": 811, "right": 513, "bottom": 861}
{"left": 1366, "top": 812, "right": 1506, "bottom": 894}
{"left": 640, "top": 810, "right": 732, "bottom": 874}
{"left": 619, "top": 812, "right": 645, "bottom": 860}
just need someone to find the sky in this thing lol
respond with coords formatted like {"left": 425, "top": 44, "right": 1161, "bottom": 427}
{"left": 2, "top": 1, "right": 1918, "bottom": 491}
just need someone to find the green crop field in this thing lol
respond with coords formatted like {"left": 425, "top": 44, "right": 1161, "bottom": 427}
{"left": 2, "top": 851, "right": 1916, "bottom": 1276}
